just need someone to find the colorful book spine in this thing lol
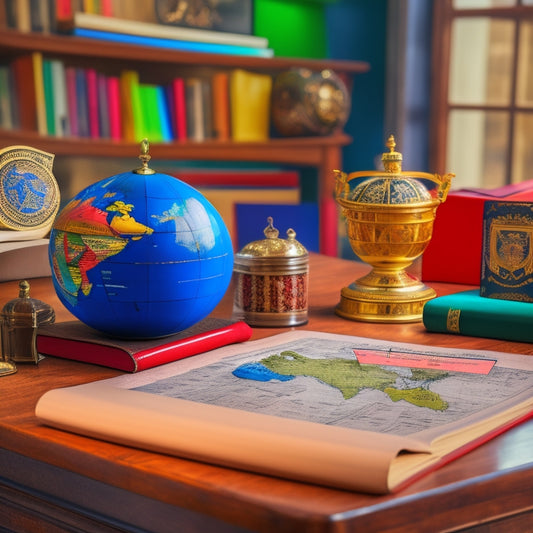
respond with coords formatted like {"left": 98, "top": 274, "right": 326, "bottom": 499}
{"left": 138, "top": 83, "right": 162, "bottom": 142}
{"left": 107, "top": 75, "right": 122, "bottom": 140}
{"left": 212, "top": 72, "right": 230, "bottom": 141}
{"left": 97, "top": 72, "right": 110, "bottom": 138}
{"left": 65, "top": 67, "right": 79, "bottom": 137}
{"left": 86, "top": 68, "right": 100, "bottom": 138}
{"left": 156, "top": 85, "right": 173, "bottom": 142}
{"left": 119, "top": 70, "right": 137, "bottom": 142}
{"left": 11, "top": 54, "right": 37, "bottom": 131}
{"left": 42, "top": 59, "right": 55, "bottom": 135}
{"left": 186, "top": 78, "right": 205, "bottom": 142}
{"left": 170, "top": 78, "right": 187, "bottom": 141}
{"left": 230, "top": 69, "right": 272, "bottom": 142}
{"left": 75, "top": 67, "right": 90, "bottom": 138}
{"left": 422, "top": 289, "right": 533, "bottom": 343}
{"left": 32, "top": 52, "right": 47, "bottom": 135}
{"left": 51, "top": 59, "right": 69, "bottom": 136}
{"left": 0, "top": 66, "right": 14, "bottom": 130}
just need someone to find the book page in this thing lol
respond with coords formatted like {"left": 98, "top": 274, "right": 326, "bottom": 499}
{"left": 36, "top": 331, "right": 533, "bottom": 494}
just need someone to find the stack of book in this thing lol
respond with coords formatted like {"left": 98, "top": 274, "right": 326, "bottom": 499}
{"left": 423, "top": 197, "right": 533, "bottom": 343}
{"left": 0, "top": 54, "right": 275, "bottom": 143}
{"left": 3, "top": 4, "right": 272, "bottom": 57}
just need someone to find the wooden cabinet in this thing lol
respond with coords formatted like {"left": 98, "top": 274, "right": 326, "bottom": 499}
{"left": 0, "top": 29, "right": 369, "bottom": 255}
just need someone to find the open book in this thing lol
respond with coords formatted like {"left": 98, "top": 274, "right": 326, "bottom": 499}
{"left": 35, "top": 331, "right": 533, "bottom": 494}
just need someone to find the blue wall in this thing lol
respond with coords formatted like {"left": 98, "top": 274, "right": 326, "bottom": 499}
{"left": 326, "top": 1, "right": 388, "bottom": 173}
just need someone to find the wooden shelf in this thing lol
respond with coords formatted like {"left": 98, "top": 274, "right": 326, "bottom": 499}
{"left": 0, "top": 28, "right": 369, "bottom": 255}
{"left": 0, "top": 129, "right": 352, "bottom": 165}
{"left": 0, "top": 30, "right": 370, "bottom": 74}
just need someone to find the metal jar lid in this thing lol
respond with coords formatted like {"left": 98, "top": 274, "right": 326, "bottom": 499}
{"left": 234, "top": 217, "right": 308, "bottom": 274}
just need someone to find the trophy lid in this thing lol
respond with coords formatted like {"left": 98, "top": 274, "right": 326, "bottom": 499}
{"left": 348, "top": 135, "right": 432, "bottom": 205}
{"left": 1, "top": 280, "right": 55, "bottom": 327}
{"left": 236, "top": 217, "right": 308, "bottom": 259}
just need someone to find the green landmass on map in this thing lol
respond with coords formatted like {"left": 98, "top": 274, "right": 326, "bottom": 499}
{"left": 260, "top": 350, "right": 449, "bottom": 410}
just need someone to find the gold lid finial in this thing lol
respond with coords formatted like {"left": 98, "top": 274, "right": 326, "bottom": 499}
{"left": 134, "top": 139, "right": 156, "bottom": 175}
{"left": 18, "top": 280, "right": 30, "bottom": 298}
{"left": 264, "top": 217, "right": 280, "bottom": 239}
{"left": 382, "top": 135, "right": 403, "bottom": 173}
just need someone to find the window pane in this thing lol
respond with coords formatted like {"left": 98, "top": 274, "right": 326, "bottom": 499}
{"left": 512, "top": 113, "right": 533, "bottom": 183}
{"left": 516, "top": 19, "right": 533, "bottom": 107}
{"left": 453, "top": 0, "right": 515, "bottom": 7}
{"left": 447, "top": 110, "right": 509, "bottom": 188}
{"left": 449, "top": 18, "right": 514, "bottom": 105}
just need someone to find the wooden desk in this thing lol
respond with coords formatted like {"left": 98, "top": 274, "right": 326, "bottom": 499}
{"left": 1, "top": 254, "right": 532, "bottom": 532}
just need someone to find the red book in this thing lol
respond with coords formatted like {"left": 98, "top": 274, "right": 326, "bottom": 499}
{"left": 107, "top": 75, "right": 122, "bottom": 140}
{"left": 170, "top": 78, "right": 187, "bottom": 141}
{"left": 85, "top": 68, "right": 100, "bottom": 138}
{"left": 11, "top": 54, "right": 37, "bottom": 131}
{"left": 422, "top": 180, "right": 533, "bottom": 285}
{"left": 168, "top": 169, "right": 300, "bottom": 188}
{"left": 55, "top": 0, "right": 72, "bottom": 28}
{"left": 37, "top": 318, "right": 253, "bottom": 373}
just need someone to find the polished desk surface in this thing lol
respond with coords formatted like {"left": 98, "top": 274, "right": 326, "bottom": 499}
{"left": 1, "top": 254, "right": 532, "bottom": 533}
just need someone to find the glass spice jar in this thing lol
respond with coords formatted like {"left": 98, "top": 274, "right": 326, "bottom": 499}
{"left": 233, "top": 217, "right": 308, "bottom": 327}
{"left": 1, "top": 280, "right": 55, "bottom": 364}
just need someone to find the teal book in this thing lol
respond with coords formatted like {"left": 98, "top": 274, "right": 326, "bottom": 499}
{"left": 423, "top": 289, "right": 533, "bottom": 343}
{"left": 42, "top": 59, "right": 55, "bottom": 135}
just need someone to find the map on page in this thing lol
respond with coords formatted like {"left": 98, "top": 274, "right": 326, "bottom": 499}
{"left": 132, "top": 334, "right": 533, "bottom": 437}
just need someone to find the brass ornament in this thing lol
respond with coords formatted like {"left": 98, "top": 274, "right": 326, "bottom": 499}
{"left": 0, "top": 145, "right": 59, "bottom": 231}
{"left": 271, "top": 68, "right": 351, "bottom": 137}
{"left": 335, "top": 136, "right": 454, "bottom": 323}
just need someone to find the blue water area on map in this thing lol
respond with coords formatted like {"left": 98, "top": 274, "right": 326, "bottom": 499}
{"left": 233, "top": 362, "right": 294, "bottom": 382}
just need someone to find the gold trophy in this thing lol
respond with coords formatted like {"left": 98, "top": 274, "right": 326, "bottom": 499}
{"left": 335, "top": 136, "right": 454, "bottom": 322}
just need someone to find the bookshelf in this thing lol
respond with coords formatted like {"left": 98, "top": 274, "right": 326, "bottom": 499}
{"left": 0, "top": 29, "right": 369, "bottom": 256}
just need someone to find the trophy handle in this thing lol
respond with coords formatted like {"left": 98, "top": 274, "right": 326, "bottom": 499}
{"left": 334, "top": 169, "right": 455, "bottom": 203}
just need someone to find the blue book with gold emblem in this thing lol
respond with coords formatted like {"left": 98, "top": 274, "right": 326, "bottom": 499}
{"left": 480, "top": 201, "right": 533, "bottom": 302}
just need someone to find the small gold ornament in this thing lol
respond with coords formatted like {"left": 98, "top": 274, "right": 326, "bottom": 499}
{"left": 0, "top": 145, "right": 59, "bottom": 232}
{"left": 335, "top": 136, "right": 454, "bottom": 323}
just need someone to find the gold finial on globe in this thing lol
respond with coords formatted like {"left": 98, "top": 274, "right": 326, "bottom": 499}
{"left": 134, "top": 139, "right": 155, "bottom": 175}
{"left": 334, "top": 136, "right": 455, "bottom": 323}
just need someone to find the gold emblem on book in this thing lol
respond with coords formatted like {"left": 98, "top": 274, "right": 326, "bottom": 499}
{"left": 446, "top": 309, "right": 461, "bottom": 333}
{"left": 488, "top": 217, "right": 533, "bottom": 283}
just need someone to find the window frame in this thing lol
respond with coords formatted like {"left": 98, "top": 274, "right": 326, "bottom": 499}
{"left": 430, "top": 0, "right": 533, "bottom": 183}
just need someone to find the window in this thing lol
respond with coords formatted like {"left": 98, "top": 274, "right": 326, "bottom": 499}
{"left": 430, "top": 0, "right": 533, "bottom": 189}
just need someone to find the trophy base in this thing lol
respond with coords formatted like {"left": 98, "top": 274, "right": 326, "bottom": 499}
{"left": 335, "top": 280, "right": 436, "bottom": 323}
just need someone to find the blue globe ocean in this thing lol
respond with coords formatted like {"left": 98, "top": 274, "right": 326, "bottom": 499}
{"left": 49, "top": 169, "right": 233, "bottom": 339}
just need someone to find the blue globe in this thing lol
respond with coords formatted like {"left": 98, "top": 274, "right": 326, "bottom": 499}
{"left": 48, "top": 169, "right": 233, "bottom": 339}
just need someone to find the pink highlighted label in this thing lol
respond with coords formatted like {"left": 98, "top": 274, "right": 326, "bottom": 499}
{"left": 354, "top": 349, "right": 496, "bottom": 375}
